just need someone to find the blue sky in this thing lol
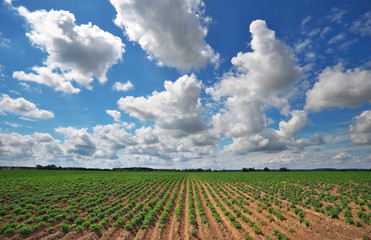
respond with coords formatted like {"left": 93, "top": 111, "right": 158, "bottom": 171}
{"left": 0, "top": 0, "right": 370, "bottom": 169}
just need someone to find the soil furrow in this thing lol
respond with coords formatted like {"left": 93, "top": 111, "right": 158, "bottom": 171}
{"left": 193, "top": 177, "right": 233, "bottom": 240}
{"left": 197, "top": 179, "right": 244, "bottom": 240}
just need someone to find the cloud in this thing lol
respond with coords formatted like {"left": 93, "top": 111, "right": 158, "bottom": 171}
{"left": 92, "top": 124, "right": 136, "bottom": 159}
{"left": 0, "top": 132, "right": 36, "bottom": 161}
{"left": 55, "top": 127, "right": 96, "bottom": 157}
{"left": 217, "top": 20, "right": 302, "bottom": 95}
{"left": 0, "top": 32, "right": 11, "bottom": 48}
{"left": 328, "top": 8, "right": 346, "bottom": 24}
{"left": 3, "top": 121, "right": 22, "bottom": 128}
{"left": 332, "top": 152, "right": 352, "bottom": 161}
{"left": 135, "top": 127, "right": 160, "bottom": 145}
{"left": 349, "top": 110, "right": 371, "bottom": 145}
{"left": 13, "top": 66, "right": 80, "bottom": 94}
{"left": 207, "top": 20, "right": 301, "bottom": 132}
{"left": 206, "top": 20, "right": 309, "bottom": 154}
{"left": 0, "top": 94, "right": 54, "bottom": 119}
{"left": 33, "top": 132, "right": 54, "bottom": 142}
{"left": 295, "top": 39, "right": 311, "bottom": 53}
{"left": 12, "top": 6, "right": 124, "bottom": 93}
{"left": 301, "top": 16, "right": 311, "bottom": 26}
{"left": 277, "top": 110, "right": 310, "bottom": 139}
{"left": 106, "top": 110, "right": 121, "bottom": 122}
{"left": 327, "top": 33, "right": 345, "bottom": 45}
{"left": 118, "top": 74, "right": 207, "bottom": 137}
{"left": 112, "top": 81, "right": 133, "bottom": 92}
{"left": 305, "top": 64, "right": 371, "bottom": 111}
{"left": 110, "top": 0, "right": 218, "bottom": 71}
{"left": 350, "top": 11, "right": 371, "bottom": 36}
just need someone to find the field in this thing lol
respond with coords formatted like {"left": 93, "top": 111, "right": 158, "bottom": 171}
{"left": 0, "top": 170, "right": 370, "bottom": 240}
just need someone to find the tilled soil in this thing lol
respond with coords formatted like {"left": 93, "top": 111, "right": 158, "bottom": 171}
{"left": 3, "top": 176, "right": 370, "bottom": 240}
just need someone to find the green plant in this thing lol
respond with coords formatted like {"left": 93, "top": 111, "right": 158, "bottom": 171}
{"left": 90, "top": 223, "right": 102, "bottom": 232}
{"left": 19, "top": 225, "right": 32, "bottom": 234}
{"left": 253, "top": 225, "right": 262, "bottom": 234}
{"left": 61, "top": 222, "right": 70, "bottom": 233}
{"left": 245, "top": 233, "right": 252, "bottom": 240}
{"left": 75, "top": 225, "right": 83, "bottom": 232}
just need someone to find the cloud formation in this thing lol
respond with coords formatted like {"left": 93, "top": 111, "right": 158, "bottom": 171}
{"left": 0, "top": 94, "right": 54, "bottom": 119}
{"left": 350, "top": 110, "right": 371, "bottom": 145}
{"left": 207, "top": 20, "right": 306, "bottom": 154}
{"left": 112, "top": 81, "right": 133, "bottom": 92}
{"left": 12, "top": 6, "right": 124, "bottom": 93}
{"left": 118, "top": 74, "right": 207, "bottom": 137}
{"left": 110, "top": 0, "right": 218, "bottom": 71}
{"left": 106, "top": 110, "right": 121, "bottom": 122}
{"left": 350, "top": 11, "right": 371, "bottom": 36}
{"left": 305, "top": 64, "right": 371, "bottom": 111}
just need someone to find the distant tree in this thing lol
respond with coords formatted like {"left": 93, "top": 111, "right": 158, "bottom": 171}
{"left": 45, "top": 164, "right": 57, "bottom": 170}
{"left": 36, "top": 164, "right": 43, "bottom": 170}
{"left": 243, "top": 167, "right": 256, "bottom": 172}
{"left": 263, "top": 167, "right": 270, "bottom": 171}
{"left": 279, "top": 167, "right": 289, "bottom": 172}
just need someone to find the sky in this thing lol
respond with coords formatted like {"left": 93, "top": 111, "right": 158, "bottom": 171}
{"left": 0, "top": 0, "right": 370, "bottom": 169}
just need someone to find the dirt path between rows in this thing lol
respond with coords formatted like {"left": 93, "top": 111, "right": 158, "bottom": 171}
{"left": 178, "top": 176, "right": 191, "bottom": 240}
{"left": 134, "top": 178, "right": 182, "bottom": 240}
{"left": 193, "top": 178, "right": 233, "bottom": 240}
{"left": 197, "top": 179, "right": 244, "bottom": 240}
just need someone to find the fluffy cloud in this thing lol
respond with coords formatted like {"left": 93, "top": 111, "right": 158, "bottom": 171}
{"left": 305, "top": 64, "right": 371, "bottom": 111}
{"left": 106, "top": 110, "right": 121, "bottom": 122}
{"left": 118, "top": 74, "right": 207, "bottom": 137}
{"left": 207, "top": 20, "right": 306, "bottom": 154}
{"left": 92, "top": 124, "right": 136, "bottom": 159}
{"left": 229, "top": 20, "right": 302, "bottom": 94}
{"left": 55, "top": 127, "right": 97, "bottom": 157}
{"left": 110, "top": 0, "right": 218, "bottom": 71}
{"left": 13, "top": 66, "right": 80, "bottom": 94}
{"left": 0, "top": 94, "right": 54, "bottom": 119}
{"left": 12, "top": 6, "right": 124, "bottom": 93}
{"left": 55, "top": 124, "right": 136, "bottom": 159}
{"left": 112, "top": 81, "right": 133, "bottom": 92}
{"left": 277, "top": 110, "right": 309, "bottom": 139}
{"left": 0, "top": 132, "right": 35, "bottom": 161}
{"left": 349, "top": 110, "right": 371, "bottom": 145}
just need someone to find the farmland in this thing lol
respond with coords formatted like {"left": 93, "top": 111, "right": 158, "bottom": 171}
{"left": 0, "top": 170, "right": 370, "bottom": 240}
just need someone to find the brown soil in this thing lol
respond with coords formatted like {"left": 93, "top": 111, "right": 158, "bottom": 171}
{"left": 193, "top": 178, "right": 235, "bottom": 240}
{"left": 197, "top": 179, "right": 245, "bottom": 239}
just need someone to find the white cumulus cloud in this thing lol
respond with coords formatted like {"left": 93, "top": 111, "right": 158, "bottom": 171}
{"left": 0, "top": 94, "right": 54, "bottom": 119}
{"left": 106, "top": 110, "right": 121, "bottom": 122}
{"left": 12, "top": 6, "right": 125, "bottom": 93}
{"left": 305, "top": 64, "right": 371, "bottom": 112}
{"left": 110, "top": 0, "right": 218, "bottom": 71}
{"left": 349, "top": 110, "right": 371, "bottom": 145}
{"left": 118, "top": 74, "right": 207, "bottom": 137}
{"left": 112, "top": 81, "right": 133, "bottom": 92}
{"left": 206, "top": 20, "right": 306, "bottom": 154}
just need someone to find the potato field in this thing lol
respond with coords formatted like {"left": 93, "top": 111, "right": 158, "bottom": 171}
{"left": 0, "top": 170, "right": 370, "bottom": 240}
